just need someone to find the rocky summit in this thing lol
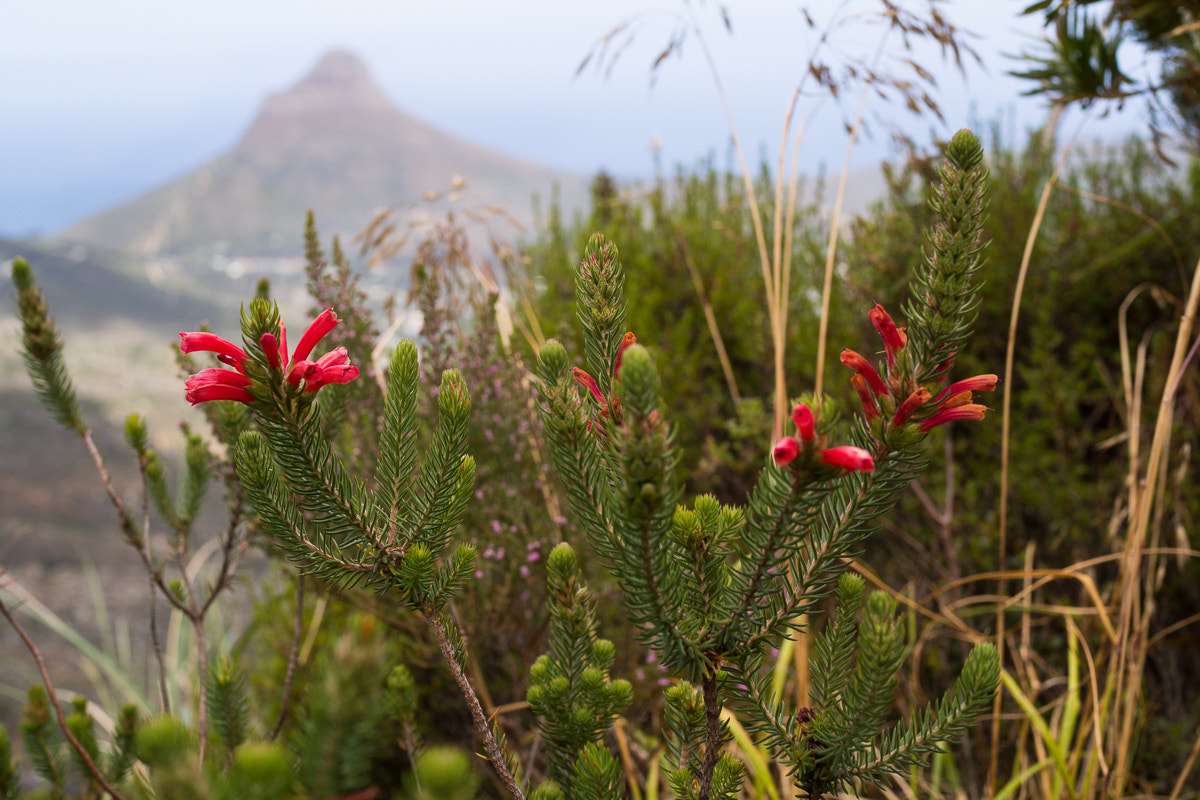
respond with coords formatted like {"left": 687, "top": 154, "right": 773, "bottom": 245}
{"left": 65, "top": 50, "right": 586, "bottom": 259}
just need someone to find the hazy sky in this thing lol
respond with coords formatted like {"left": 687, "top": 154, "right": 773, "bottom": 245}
{"left": 2, "top": 1, "right": 1147, "bottom": 237}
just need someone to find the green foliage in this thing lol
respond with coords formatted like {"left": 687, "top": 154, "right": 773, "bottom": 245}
{"left": 850, "top": 129, "right": 1200, "bottom": 569}
{"left": 288, "top": 619, "right": 393, "bottom": 797}
{"left": 223, "top": 741, "right": 292, "bottom": 800}
{"left": 65, "top": 697, "right": 102, "bottom": 797}
{"left": 11, "top": 256, "right": 85, "bottom": 436}
{"left": 0, "top": 725, "right": 18, "bottom": 800}
{"left": 406, "top": 746, "right": 479, "bottom": 800}
{"left": 526, "top": 167, "right": 835, "bottom": 499}
{"left": 206, "top": 657, "right": 251, "bottom": 760}
{"left": 1016, "top": 1, "right": 1200, "bottom": 141}
{"left": 234, "top": 300, "right": 477, "bottom": 610}
{"left": 1011, "top": 4, "right": 1131, "bottom": 109}
{"left": 20, "top": 685, "right": 67, "bottom": 796}
{"left": 135, "top": 715, "right": 197, "bottom": 767}
{"left": 6, "top": 123, "right": 1082, "bottom": 800}
{"left": 108, "top": 704, "right": 140, "bottom": 787}
{"left": 528, "top": 543, "right": 631, "bottom": 797}
{"left": 536, "top": 132, "right": 1001, "bottom": 797}
{"left": 792, "top": 583, "right": 999, "bottom": 799}
{"left": 905, "top": 129, "right": 991, "bottom": 386}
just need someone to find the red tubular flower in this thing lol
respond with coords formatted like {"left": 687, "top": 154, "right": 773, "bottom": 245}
{"left": 184, "top": 368, "right": 253, "bottom": 405}
{"left": 851, "top": 375, "right": 880, "bottom": 420}
{"left": 571, "top": 367, "right": 606, "bottom": 405}
{"left": 278, "top": 323, "right": 289, "bottom": 369}
{"left": 183, "top": 308, "right": 358, "bottom": 404}
{"left": 821, "top": 446, "right": 875, "bottom": 472}
{"left": 260, "top": 333, "right": 282, "bottom": 371}
{"left": 934, "top": 373, "right": 998, "bottom": 404}
{"left": 792, "top": 404, "right": 815, "bottom": 441}
{"left": 938, "top": 390, "right": 973, "bottom": 410}
{"left": 840, "top": 349, "right": 888, "bottom": 396}
{"left": 178, "top": 332, "right": 248, "bottom": 373}
{"left": 300, "top": 347, "right": 360, "bottom": 392}
{"left": 290, "top": 307, "right": 341, "bottom": 364}
{"left": 868, "top": 303, "right": 907, "bottom": 367}
{"left": 892, "top": 388, "right": 931, "bottom": 427}
{"left": 614, "top": 331, "right": 637, "bottom": 377}
{"left": 918, "top": 403, "right": 989, "bottom": 432}
{"left": 773, "top": 436, "right": 801, "bottom": 466}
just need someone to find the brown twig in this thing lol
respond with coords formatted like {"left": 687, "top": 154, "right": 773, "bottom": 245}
{"left": 135, "top": 455, "right": 171, "bottom": 713}
{"left": 270, "top": 573, "right": 305, "bottom": 741}
{"left": 173, "top": 541, "right": 209, "bottom": 766}
{"left": 698, "top": 671, "right": 723, "bottom": 800}
{"left": 0, "top": 594, "right": 131, "bottom": 800}
{"left": 425, "top": 611, "right": 525, "bottom": 800}
{"left": 447, "top": 600, "right": 496, "bottom": 714}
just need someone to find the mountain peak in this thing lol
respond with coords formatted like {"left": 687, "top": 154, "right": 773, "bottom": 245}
{"left": 302, "top": 49, "right": 374, "bottom": 90}
{"left": 251, "top": 49, "right": 393, "bottom": 123}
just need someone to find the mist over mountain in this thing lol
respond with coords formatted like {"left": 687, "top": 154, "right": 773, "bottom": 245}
{"left": 64, "top": 50, "right": 589, "bottom": 259}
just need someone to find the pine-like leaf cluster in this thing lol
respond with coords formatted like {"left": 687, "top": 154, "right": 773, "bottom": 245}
{"left": 528, "top": 543, "right": 631, "bottom": 799}
{"left": 906, "top": 128, "right": 991, "bottom": 384}
{"left": 10, "top": 257, "right": 85, "bottom": 435}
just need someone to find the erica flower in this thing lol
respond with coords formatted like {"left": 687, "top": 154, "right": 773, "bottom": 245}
{"left": 868, "top": 303, "right": 907, "bottom": 367}
{"left": 772, "top": 403, "right": 874, "bottom": 474}
{"left": 892, "top": 388, "right": 931, "bottom": 427}
{"left": 868, "top": 303, "right": 902, "bottom": 369}
{"left": 934, "top": 374, "right": 998, "bottom": 405}
{"left": 791, "top": 404, "right": 815, "bottom": 441}
{"left": 290, "top": 346, "right": 358, "bottom": 392}
{"left": 571, "top": 332, "right": 639, "bottom": 431}
{"left": 851, "top": 375, "right": 880, "bottom": 420}
{"left": 290, "top": 307, "right": 340, "bottom": 364}
{"left": 773, "top": 436, "right": 801, "bottom": 466}
{"left": 614, "top": 331, "right": 637, "bottom": 377}
{"left": 821, "top": 446, "right": 875, "bottom": 472}
{"left": 839, "top": 303, "right": 996, "bottom": 438}
{"left": 178, "top": 332, "right": 248, "bottom": 373}
{"left": 179, "top": 306, "right": 359, "bottom": 406}
{"left": 571, "top": 367, "right": 606, "bottom": 405}
{"left": 840, "top": 349, "right": 888, "bottom": 396}
{"left": 184, "top": 368, "right": 253, "bottom": 405}
{"left": 918, "top": 403, "right": 989, "bottom": 432}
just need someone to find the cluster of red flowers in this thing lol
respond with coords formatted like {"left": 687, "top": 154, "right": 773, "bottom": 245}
{"left": 841, "top": 303, "right": 995, "bottom": 433}
{"left": 179, "top": 307, "right": 359, "bottom": 405}
{"left": 772, "top": 403, "right": 875, "bottom": 472}
{"left": 571, "top": 331, "right": 637, "bottom": 427}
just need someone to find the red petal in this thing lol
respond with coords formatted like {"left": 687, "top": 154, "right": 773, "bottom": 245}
{"left": 291, "top": 307, "right": 341, "bottom": 364}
